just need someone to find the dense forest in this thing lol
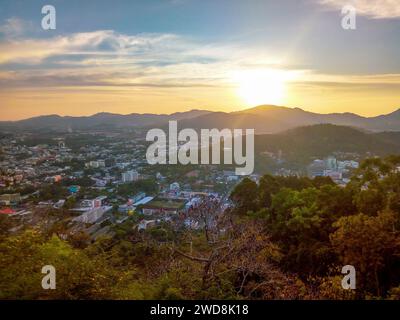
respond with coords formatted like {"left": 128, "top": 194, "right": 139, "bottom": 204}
{"left": 255, "top": 124, "right": 400, "bottom": 164}
{"left": 1, "top": 156, "right": 400, "bottom": 300}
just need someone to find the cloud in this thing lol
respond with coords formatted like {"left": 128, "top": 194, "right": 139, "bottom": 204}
{"left": 0, "top": 29, "right": 283, "bottom": 90}
{"left": 0, "top": 17, "right": 33, "bottom": 38}
{"left": 289, "top": 72, "right": 400, "bottom": 93}
{"left": 318, "top": 0, "right": 400, "bottom": 19}
{"left": 2, "top": 28, "right": 395, "bottom": 93}
{"left": 0, "top": 30, "right": 187, "bottom": 64}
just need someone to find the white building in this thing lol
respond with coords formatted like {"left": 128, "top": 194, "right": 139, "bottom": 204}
{"left": 170, "top": 182, "right": 180, "bottom": 192}
{"left": 325, "top": 156, "right": 338, "bottom": 171}
{"left": 72, "top": 206, "right": 112, "bottom": 224}
{"left": 122, "top": 170, "right": 139, "bottom": 183}
{"left": 323, "top": 170, "right": 343, "bottom": 180}
{"left": 138, "top": 219, "right": 156, "bottom": 231}
{"left": 89, "top": 160, "right": 106, "bottom": 168}
{"left": 80, "top": 196, "right": 107, "bottom": 210}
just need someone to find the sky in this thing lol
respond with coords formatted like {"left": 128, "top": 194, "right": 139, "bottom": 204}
{"left": 0, "top": 0, "right": 400, "bottom": 120}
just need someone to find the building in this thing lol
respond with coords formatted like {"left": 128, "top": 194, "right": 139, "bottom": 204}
{"left": 338, "top": 160, "right": 359, "bottom": 170}
{"left": 0, "top": 207, "right": 16, "bottom": 215}
{"left": 68, "top": 185, "right": 80, "bottom": 194}
{"left": 92, "top": 178, "right": 107, "bottom": 187}
{"left": 307, "top": 160, "right": 326, "bottom": 178}
{"left": 226, "top": 175, "right": 239, "bottom": 182}
{"left": 73, "top": 206, "right": 112, "bottom": 224}
{"left": 323, "top": 170, "right": 343, "bottom": 181}
{"left": 185, "top": 170, "right": 199, "bottom": 178}
{"left": 169, "top": 182, "right": 180, "bottom": 192}
{"left": 93, "top": 196, "right": 107, "bottom": 208}
{"left": 133, "top": 196, "right": 154, "bottom": 207}
{"left": 138, "top": 219, "right": 156, "bottom": 231}
{"left": 88, "top": 160, "right": 106, "bottom": 168}
{"left": 53, "top": 199, "right": 65, "bottom": 209}
{"left": 325, "top": 156, "right": 338, "bottom": 171}
{"left": 0, "top": 193, "right": 21, "bottom": 206}
{"left": 79, "top": 196, "right": 107, "bottom": 210}
{"left": 156, "top": 172, "right": 165, "bottom": 180}
{"left": 122, "top": 170, "right": 139, "bottom": 183}
{"left": 128, "top": 192, "right": 146, "bottom": 204}
{"left": 141, "top": 197, "right": 186, "bottom": 216}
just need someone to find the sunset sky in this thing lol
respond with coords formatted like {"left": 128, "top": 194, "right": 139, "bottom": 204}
{"left": 1, "top": 0, "right": 400, "bottom": 120}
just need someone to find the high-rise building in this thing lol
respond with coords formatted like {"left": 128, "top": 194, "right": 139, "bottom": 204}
{"left": 122, "top": 170, "right": 139, "bottom": 183}
{"left": 325, "top": 156, "right": 338, "bottom": 171}
{"left": 307, "top": 160, "right": 326, "bottom": 178}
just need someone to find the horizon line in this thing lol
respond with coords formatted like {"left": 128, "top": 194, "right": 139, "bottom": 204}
{"left": 1, "top": 104, "right": 400, "bottom": 122}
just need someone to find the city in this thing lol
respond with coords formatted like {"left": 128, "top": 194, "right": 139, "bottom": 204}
{"left": 0, "top": 129, "right": 245, "bottom": 243}
{"left": 0, "top": 125, "right": 368, "bottom": 246}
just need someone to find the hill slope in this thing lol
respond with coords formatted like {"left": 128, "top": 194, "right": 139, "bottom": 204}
{"left": 255, "top": 124, "right": 400, "bottom": 165}
{"left": 1, "top": 105, "right": 400, "bottom": 133}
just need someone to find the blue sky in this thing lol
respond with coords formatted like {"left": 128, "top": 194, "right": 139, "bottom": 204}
{"left": 0, "top": 0, "right": 400, "bottom": 119}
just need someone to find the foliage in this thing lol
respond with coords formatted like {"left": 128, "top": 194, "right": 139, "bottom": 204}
{"left": 2, "top": 156, "right": 400, "bottom": 300}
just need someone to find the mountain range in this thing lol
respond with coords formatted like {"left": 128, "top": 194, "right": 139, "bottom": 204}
{"left": 1, "top": 105, "right": 400, "bottom": 133}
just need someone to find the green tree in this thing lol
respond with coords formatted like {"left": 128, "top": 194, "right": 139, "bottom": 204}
{"left": 230, "top": 178, "right": 258, "bottom": 214}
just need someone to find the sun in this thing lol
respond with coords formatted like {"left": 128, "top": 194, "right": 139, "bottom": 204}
{"left": 233, "top": 69, "right": 289, "bottom": 106}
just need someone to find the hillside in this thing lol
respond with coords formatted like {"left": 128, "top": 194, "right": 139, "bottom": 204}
{"left": 254, "top": 124, "right": 400, "bottom": 165}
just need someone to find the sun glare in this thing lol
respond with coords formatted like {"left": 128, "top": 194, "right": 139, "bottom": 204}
{"left": 233, "top": 69, "right": 290, "bottom": 106}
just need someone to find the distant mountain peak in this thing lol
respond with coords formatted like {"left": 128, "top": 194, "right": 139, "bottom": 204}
{"left": 239, "top": 105, "right": 309, "bottom": 114}
{"left": 2, "top": 105, "right": 400, "bottom": 134}
{"left": 248, "top": 104, "right": 288, "bottom": 110}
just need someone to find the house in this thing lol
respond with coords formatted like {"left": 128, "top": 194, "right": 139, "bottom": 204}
{"left": 128, "top": 192, "right": 146, "bottom": 204}
{"left": 169, "top": 182, "right": 180, "bottom": 192}
{"left": 0, "top": 208, "right": 16, "bottom": 215}
{"left": 138, "top": 219, "right": 156, "bottom": 231}
{"left": 78, "top": 196, "right": 107, "bottom": 210}
{"left": 68, "top": 185, "right": 80, "bottom": 194}
{"left": 185, "top": 170, "right": 199, "bottom": 178}
{"left": 53, "top": 199, "right": 65, "bottom": 209}
{"left": 141, "top": 197, "right": 186, "bottom": 216}
{"left": 0, "top": 193, "right": 21, "bottom": 205}
{"left": 88, "top": 160, "right": 106, "bottom": 168}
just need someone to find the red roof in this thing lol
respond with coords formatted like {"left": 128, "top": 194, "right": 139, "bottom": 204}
{"left": 0, "top": 208, "right": 16, "bottom": 214}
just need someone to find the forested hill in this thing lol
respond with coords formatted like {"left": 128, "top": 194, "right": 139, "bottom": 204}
{"left": 255, "top": 124, "right": 400, "bottom": 163}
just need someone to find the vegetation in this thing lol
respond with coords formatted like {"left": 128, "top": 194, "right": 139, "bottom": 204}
{"left": 1, "top": 156, "right": 400, "bottom": 300}
{"left": 117, "top": 179, "right": 158, "bottom": 197}
{"left": 255, "top": 124, "right": 400, "bottom": 167}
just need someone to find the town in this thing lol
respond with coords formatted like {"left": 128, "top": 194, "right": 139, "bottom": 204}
{"left": 0, "top": 129, "right": 251, "bottom": 242}
{"left": 0, "top": 128, "right": 363, "bottom": 245}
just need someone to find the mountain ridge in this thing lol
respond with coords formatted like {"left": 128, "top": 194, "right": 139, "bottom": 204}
{"left": 1, "top": 105, "right": 400, "bottom": 133}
